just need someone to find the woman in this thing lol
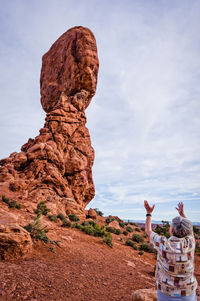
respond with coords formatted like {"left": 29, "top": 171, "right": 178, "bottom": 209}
{"left": 144, "top": 200, "right": 197, "bottom": 301}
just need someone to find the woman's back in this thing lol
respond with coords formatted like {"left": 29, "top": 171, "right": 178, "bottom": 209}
{"left": 150, "top": 232, "right": 197, "bottom": 297}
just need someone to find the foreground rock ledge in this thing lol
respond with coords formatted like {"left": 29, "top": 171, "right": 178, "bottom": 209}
{"left": 0, "top": 26, "right": 99, "bottom": 218}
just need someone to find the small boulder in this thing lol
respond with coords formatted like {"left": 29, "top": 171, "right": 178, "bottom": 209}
{"left": 0, "top": 223, "right": 32, "bottom": 260}
{"left": 87, "top": 208, "right": 97, "bottom": 219}
{"left": 131, "top": 289, "right": 157, "bottom": 301}
{"left": 109, "top": 220, "right": 121, "bottom": 229}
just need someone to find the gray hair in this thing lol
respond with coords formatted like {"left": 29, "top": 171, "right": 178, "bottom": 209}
{"left": 172, "top": 216, "right": 193, "bottom": 238}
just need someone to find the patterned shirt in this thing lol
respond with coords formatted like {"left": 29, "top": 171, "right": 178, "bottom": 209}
{"left": 150, "top": 232, "right": 197, "bottom": 297}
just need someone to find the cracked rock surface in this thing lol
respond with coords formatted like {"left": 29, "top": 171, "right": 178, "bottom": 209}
{"left": 0, "top": 26, "right": 99, "bottom": 217}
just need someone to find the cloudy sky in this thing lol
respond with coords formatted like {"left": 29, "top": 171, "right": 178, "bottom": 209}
{"left": 0, "top": 0, "right": 200, "bottom": 222}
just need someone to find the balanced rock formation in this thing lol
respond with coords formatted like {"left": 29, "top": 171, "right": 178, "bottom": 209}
{"left": 0, "top": 26, "right": 99, "bottom": 217}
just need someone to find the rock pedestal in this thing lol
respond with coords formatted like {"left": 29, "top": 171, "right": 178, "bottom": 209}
{"left": 0, "top": 26, "right": 99, "bottom": 217}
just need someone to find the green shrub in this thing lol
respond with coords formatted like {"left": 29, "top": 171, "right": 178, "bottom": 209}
{"left": 70, "top": 219, "right": 113, "bottom": 248}
{"left": 89, "top": 224, "right": 107, "bottom": 237}
{"left": 49, "top": 246, "right": 56, "bottom": 253}
{"left": 81, "top": 223, "right": 113, "bottom": 247}
{"left": 84, "top": 225, "right": 97, "bottom": 235}
{"left": 1, "top": 195, "right": 21, "bottom": 209}
{"left": 102, "top": 233, "right": 113, "bottom": 248}
{"left": 118, "top": 221, "right": 125, "bottom": 228}
{"left": 93, "top": 224, "right": 107, "bottom": 237}
{"left": 126, "top": 226, "right": 133, "bottom": 233}
{"left": 34, "top": 201, "right": 50, "bottom": 216}
{"left": 135, "top": 227, "right": 141, "bottom": 232}
{"left": 8, "top": 200, "right": 21, "bottom": 209}
{"left": 48, "top": 214, "right": 58, "bottom": 222}
{"left": 126, "top": 239, "right": 138, "bottom": 250}
{"left": 106, "top": 217, "right": 115, "bottom": 224}
{"left": 35, "top": 232, "right": 50, "bottom": 243}
{"left": 193, "top": 226, "right": 200, "bottom": 236}
{"left": 24, "top": 224, "right": 32, "bottom": 233}
{"left": 89, "top": 220, "right": 96, "bottom": 226}
{"left": 57, "top": 213, "right": 66, "bottom": 221}
{"left": 24, "top": 215, "right": 50, "bottom": 244}
{"left": 154, "top": 221, "right": 170, "bottom": 238}
{"left": 139, "top": 243, "right": 156, "bottom": 253}
{"left": 73, "top": 222, "right": 83, "bottom": 230}
{"left": 114, "top": 229, "right": 122, "bottom": 235}
{"left": 123, "top": 230, "right": 128, "bottom": 236}
{"left": 141, "top": 227, "right": 145, "bottom": 231}
{"left": 82, "top": 225, "right": 95, "bottom": 235}
{"left": 81, "top": 220, "right": 96, "bottom": 227}
{"left": 106, "top": 226, "right": 116, "bottom": 233}
{"left": 94, "top": 208, "right": 104, "bottom": 216}
{"left": 68, "top": 214, "right": 80, "bottom": 222}
{"left": 61, "top": 217, "right": 113, "bottom": 248}
{"left": 143, "top": 233, "right": 147, "bottom": 238}
{"left": 132, "top": 234, "right": 144, "bottom": 243}
{"left": 61, "top": 219, "right": 72, "bottom": 227}
{"left": 138, "top": 251, "right": 144, "bottom": 255}
{"left": 2, "top": 195, "right": 10, "bottom": 204}
{"left": 105, "top": 226, "right": 121, "bottom": 235}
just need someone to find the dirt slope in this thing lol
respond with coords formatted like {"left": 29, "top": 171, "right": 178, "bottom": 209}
{"left": 0, "top": 220, "right": 199, "bottom": 301}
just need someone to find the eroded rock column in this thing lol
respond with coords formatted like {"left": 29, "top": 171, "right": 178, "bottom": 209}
{"left": 0, "top": 26, "right": 99, "bottom": 217}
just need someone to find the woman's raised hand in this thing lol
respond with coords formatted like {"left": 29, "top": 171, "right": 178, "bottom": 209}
{"left": 176, "top": 202, "right": 186, "bottom": 218}
{"left": 144, "top": 200, "right": 155, "bottom": 214}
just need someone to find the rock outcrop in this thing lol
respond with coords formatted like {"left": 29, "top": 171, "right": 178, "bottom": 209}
{"left": 0, "top": 223, "right": 32, "bottom": 260}
{"left": 0, "top": 26, "right": 99, "bottom": 217}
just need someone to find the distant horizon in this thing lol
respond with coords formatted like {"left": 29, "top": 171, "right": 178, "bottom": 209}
{"left": 123, "top": 219, "right": 200, "bottom": 226}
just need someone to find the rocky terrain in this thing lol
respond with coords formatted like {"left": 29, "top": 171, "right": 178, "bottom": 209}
{"left": 0, "top": 211, "right": 199, "bottom": 301}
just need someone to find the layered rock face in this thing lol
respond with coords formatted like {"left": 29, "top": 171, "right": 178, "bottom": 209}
{"left": 0, "top": 26, "right": 99, "bottom": 217}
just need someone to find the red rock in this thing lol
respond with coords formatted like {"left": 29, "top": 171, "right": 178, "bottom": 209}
{"left": 0, "top": 223, "right": 32, "bottom": 260}
{"left": 0, "top": 26, "right": 99, "bottom": 218}
{"left": 87, "top": 208, "right": 97, "bottom": 219}
{"left": 108, "top": 220, "right": 121, "bottom": 229}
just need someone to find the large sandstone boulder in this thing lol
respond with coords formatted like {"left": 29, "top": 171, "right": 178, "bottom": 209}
{"left": 0, "top": 26, "right": 99, "bottom": 218}
{"left": 131, "top": 289, "right": 157, "bottom": 301}
{"left": 0, "top": 223, "right": 32, "bottom": 260}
